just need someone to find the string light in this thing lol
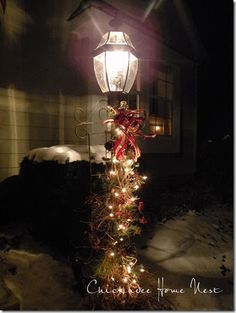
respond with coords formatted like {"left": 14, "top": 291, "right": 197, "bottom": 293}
{"left": 118, "top": 224, "right": 125, "bottom": 230}
{"left": 112, "top": 158, "right": 119, "bottom": 163}
{"left": 90, "top": 100, "right": 152, "bottom": 301}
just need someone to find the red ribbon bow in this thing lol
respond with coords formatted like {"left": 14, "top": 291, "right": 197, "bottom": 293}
{"left": 105, "top": 107, "right": 155, "bottom": 161}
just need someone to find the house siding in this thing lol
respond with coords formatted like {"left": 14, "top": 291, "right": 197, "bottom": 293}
{"left": 0, "top": 88, "right": 82, "bottom": 181}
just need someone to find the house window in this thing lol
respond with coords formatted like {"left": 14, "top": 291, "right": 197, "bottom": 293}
{"left": 149, "top": 63, "right": 173, "bottom": 136}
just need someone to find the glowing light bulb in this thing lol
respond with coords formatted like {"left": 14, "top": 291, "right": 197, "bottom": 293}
{"left": 131, "top": 171, "right": 134, "bottom": 175}
{"left": 110, "top": 252, "right": 115, "bottom": 257}
{"left": 127, "top": 265, "right": 131, "bottom": 273}
{"left": 127, "top": 160, "right": 133, "bottom": 166}
{"left": 110, "top": 170, "right": 116, "bottom": 176}
{"left": 143, "top": 175, "right": 148, "bottom": 180}
{"left": 108, "top": 205, "right": 113, "bottom": 209}
{"left": 134, "top": 185, "right": 139, "bottom": 190}
{"left": 122, "top": 188, "right": 126, "bottom": 193}
{"left": 131, "top": 197, "right": 136, "bottom": 202}
{"left": 111, "top": 277, "right": 115, "bottom": 281}
{"left": 123, "top": 277, "right": 128, "bottom": 283}
{"left": 124, "top": 168, "right": 129, "bottom": 173}
{"left": 115, "top": 128, "right": 122, "bottom": 135}
{"left": 114, "top": 192, "right": 119, "bottom": 197}
{"left": 118, "top": 224, "right": 125, "bottom": 230}
{"left": 109, "top": 213, "right": 114, "bottom": 217}
{"left": 107, "top": 122, "right": 112, "bottom": 131}
{"left": 120, "top": 237, "right": 124, "bottom": 241}
{"left": 155, "top": 125, "right": 161, "bottom": 132}
{"left": 132, "top": 279, "right": 137, "bottom": 284}
{"left": 140, "top": 268, "right": 144, "bottom": 272}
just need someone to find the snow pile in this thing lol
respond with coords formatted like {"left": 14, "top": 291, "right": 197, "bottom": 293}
{"left": 27, "top": 145, "right": 106, "bottom": 164}
{"left": 140, "top": 207, "right": 233, "bottom": 278}
{"left": 139, "top": 206, "right": 233, "bottom": 310}
{"left": 3, "top": 249, "right": 81, "bottom": 310}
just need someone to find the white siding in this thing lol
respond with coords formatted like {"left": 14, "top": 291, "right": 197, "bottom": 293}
{"left": 0, "top": 87, "right": 83, "bottom": 181}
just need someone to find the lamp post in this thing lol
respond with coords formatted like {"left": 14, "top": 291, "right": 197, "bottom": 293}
{"left": 93, "top": 31, "right": 138, "bottom": 93}
{"left": 90, "top": 30, "right": 152, "bottom": 302}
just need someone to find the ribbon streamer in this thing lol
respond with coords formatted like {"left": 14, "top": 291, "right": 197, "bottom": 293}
{"left": 104, "top": 106, "right": 156, "bottom": 161}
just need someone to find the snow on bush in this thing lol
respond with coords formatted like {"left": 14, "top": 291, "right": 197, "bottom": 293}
{"left": 27, "top": 145, "right": 106, "bottom": 164}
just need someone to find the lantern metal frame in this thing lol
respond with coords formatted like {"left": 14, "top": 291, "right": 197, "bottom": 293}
{"left": 93, "top": 31, "right": 138, "bottom": 94}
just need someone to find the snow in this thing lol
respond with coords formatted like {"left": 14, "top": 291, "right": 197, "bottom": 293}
{"left": 3, "top": 249, "right": 81, "bottom": 310}
{"left": 0, "top": 205, "right": 232, "bottom": 310}
{"left": 139, "top": 206, "right": 233, "bottom": 310}
{"left": 27, "top": 144, "right": 106, "bottom": 164}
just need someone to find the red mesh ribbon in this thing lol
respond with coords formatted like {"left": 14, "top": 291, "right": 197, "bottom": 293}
{"left": 105, "top": 107, "right": 155, "bottom": 161}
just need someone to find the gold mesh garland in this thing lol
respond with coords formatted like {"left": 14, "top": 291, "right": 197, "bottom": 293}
{"left": 88, "top": 101, "right": 152, "bottom": 303}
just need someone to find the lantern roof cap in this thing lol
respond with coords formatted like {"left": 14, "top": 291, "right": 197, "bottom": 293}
{"left": 95, "top": 31, "right": 136, "bottom": 53}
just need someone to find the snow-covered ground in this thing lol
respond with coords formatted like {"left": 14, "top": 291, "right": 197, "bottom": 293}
{"left": 0, "top": 205, "right": 233, "bottom": 310}
{"left": 139, "top": 205, "right": 233, "bottom": 310}
{"left": 0, "top": 226, "right": 82, "bottom": 310}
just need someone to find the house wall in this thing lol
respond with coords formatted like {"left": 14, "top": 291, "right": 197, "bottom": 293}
{"left": 0, "top": 88, "right": 89, "bottom": 181}
{"left": 0, "top": 0, "right": 197, "bottom": 182}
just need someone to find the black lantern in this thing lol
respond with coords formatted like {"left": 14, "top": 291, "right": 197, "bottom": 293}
{"left": 93, "top": 31, "right": 138, "bottom": 93}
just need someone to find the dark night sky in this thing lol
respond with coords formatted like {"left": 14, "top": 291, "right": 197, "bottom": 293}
{"left": 187, "top": 0, "right": 233, "bottom": 142}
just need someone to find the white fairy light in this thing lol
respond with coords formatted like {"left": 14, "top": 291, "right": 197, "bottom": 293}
{"left": 127, "top": 265, "right": 131, "bottom": 273}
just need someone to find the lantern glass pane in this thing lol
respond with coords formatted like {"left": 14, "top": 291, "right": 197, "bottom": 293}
{"left": 96, "top": 33, "right": 109, "bottom": 49}
{"left": 93, "top": 52, "right": 108, "bottom": 93}
{"left": 124, "top": 53, "right": 138, "bottom": 93}
{"left": 124, "top": 33, "right": 135, "bottom": 49}
{"left": 105, "top": 51, "right": 129, "bottom": 92}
